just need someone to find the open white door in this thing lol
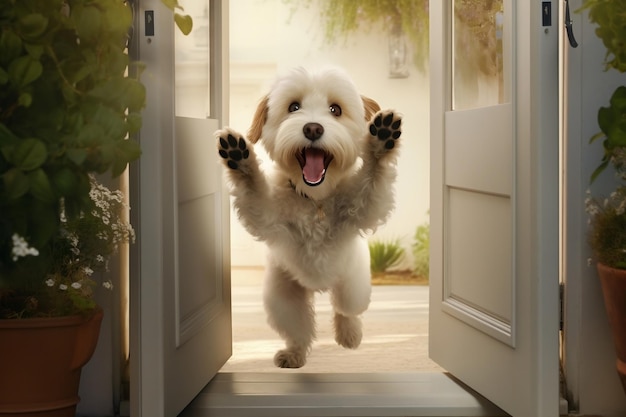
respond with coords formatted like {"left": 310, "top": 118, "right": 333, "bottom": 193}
{"left": 130, "top": 1, "right": 230, "bottom": 416}
{"left": 430, "top": 1, "right": 560, "bottom": 416}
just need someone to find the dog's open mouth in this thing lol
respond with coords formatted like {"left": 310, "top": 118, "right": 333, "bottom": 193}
{"left": 295, "top": 148, "right": 334, "bottom": 186}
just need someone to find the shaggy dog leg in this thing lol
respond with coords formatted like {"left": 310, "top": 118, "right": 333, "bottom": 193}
{"left": 263, "top": 260, "right": 316, "bottom": 368}
{"left": 330, "top": 239, "right": 372, "bottom": 349}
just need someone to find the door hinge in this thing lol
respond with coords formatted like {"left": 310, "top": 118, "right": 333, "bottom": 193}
{"left": 559, "top": 282, "right": 564, "bottom": 332}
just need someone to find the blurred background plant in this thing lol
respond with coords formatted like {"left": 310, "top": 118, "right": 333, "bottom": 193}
{"left": 369, "top": 238, "right": 405, "bottom": 275}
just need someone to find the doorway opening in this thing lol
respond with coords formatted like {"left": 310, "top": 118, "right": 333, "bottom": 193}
{"left": 220, "top": 0, "right": 434, "bottom": 373}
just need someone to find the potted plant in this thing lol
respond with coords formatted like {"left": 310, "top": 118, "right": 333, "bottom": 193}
{"left": 580, "top": 0, "right": 626, "bottom": 397}
{"left": 0, "top": 0, "right": 190, "bottom": 415}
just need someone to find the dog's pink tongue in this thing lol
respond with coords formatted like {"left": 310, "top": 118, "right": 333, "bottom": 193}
{"left": 303, "top": 148, "right": 325, "bottom": 185}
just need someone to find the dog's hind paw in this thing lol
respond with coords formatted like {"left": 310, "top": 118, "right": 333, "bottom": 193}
{"left": 274, "top": 349, "right": 306, "bottom": 368}
{"left": 216, "top": 129, "right": 250, "bottom": 170}
{"left": 334, "top": 314, "right": 362, "bottom": 349}
{"left": 368, "top": 110, "right": 402, "bottom": 151}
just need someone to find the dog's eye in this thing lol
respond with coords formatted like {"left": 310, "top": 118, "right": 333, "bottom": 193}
{"left": 329, "top": 104, "right": 342, "bottom": 117}
{"left": 288, "top": 102, "right": 300, "bottom": 112}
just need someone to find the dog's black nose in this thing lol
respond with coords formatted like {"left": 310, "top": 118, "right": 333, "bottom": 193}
{"left": 303, "top": 123, "right": 324, "bottom": 141}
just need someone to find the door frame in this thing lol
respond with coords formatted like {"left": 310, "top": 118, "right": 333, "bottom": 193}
{"left": 129, "top": 0, "right": 561, "bottom": 415}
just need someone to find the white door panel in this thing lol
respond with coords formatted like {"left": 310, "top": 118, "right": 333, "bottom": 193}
{"left": 445, "top": 187, "right": 514, "bottom": 345}
{"left": 175, "top": 117, "right": 230, "bottom": 348}
{"left": 445, "top": 104, "right": 513, "bottom": 195}
{"left": 430, "top": 1, "right": 560, "bottom": 415}
{"left": 131, "top": 1, "right": 230, "bottom": 416}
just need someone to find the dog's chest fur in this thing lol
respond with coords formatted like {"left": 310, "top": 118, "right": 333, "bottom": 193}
{"left": 273, "top": 181, "right": 348, "bottom": 243}
{"left": 262, "top": 180, "right": 362, "bottom": 287}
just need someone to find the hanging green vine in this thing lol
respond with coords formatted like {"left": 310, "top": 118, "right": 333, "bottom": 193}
{"left": 284, "top": 0, "right": 429, "bottom": 72}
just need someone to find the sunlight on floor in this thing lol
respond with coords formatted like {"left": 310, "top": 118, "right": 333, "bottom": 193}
{"left": 220, "top": 267, "right": 442, "bottom": 373}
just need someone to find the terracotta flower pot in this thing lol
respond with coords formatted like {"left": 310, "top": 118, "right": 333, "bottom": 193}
{"left": 597, "top": 262, "right": 626, "bottom": 397}
{"left": 0, "top": 308, "right": 103, "bottom": 417}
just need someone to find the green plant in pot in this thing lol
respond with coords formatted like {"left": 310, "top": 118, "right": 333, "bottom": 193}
{"left": 0, "top": 0, "right": 145, "bottom": 319}
{"left": 580, "top": 0, "right": 626, "bottom": 398}
{"left": 0, "top": 0, "right": 191, "bottom": 414}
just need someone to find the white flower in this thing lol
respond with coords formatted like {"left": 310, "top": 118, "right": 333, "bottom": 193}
{"left": 10, "top": 234, "right": 39, "bottom": 261}
{"left": 59, "top": 284, "right": 68, "bottom": 291}
{"left": 45, "top": 278, "right": 55, "bottom": 287}
{"left": 71, "top": 282, "right": 82, "bottom": 289}
{"left": 102, "top": 280, "right": 114, "bottom": 290}
{"left": 83, "top": 266, "right": 94, "bottom": 276}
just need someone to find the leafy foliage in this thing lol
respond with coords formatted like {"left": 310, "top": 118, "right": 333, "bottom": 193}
{"left": 284, "top": 0, "right": 429, "bottom": 72}
{"left": 160, "top": 0, "right": 193, "bottom": 35}
{"left": 0, "top": 0, "right": 145, "bottom": 291}
{"left": 586, "top": 186, "right": 626, "bottom": 270}
{"left": 2, "top": 176, "right": 134, "bottom": 318}
{"left": 580, "top": 0, "right": 626, "bottom": 271}
{"left": 369, "top": 239, "right": 405, "bottom": 274}
{"left": 589, "top": 85, "right": 626, "bottom": 182}
{"left": 579, "top": 0, "right": 626, "bottom": 73}
{"left": 412, "top": 216, "right": 429, "bottom": 279}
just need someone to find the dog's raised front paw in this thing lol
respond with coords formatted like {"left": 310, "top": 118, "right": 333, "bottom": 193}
{"left": 368, "top": 110, "right": 402, "bottom": 150}
{"left": 217, "top": 129, "right": 250, "bottom": 170}
{"left": 274, "top": 349, "right": 306, "bottom": 368}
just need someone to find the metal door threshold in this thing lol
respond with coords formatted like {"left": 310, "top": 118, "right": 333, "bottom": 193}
{"left": 180, "top": 372, "right": 508, "bottom": 417}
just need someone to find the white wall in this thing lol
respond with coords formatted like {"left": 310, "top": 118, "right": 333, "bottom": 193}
{"left": 229, "top": 0, "right": 430, "bottom": 269}
{"left": 565, "top": 1, "right": 626, "bottom": 415}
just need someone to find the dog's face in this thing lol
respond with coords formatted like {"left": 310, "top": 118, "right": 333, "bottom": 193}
{"left": 248, "top": 67, "right": 380, "bottom": 200}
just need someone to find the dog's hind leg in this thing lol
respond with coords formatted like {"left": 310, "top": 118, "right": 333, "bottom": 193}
{"left": 263, "top": 263, "right": 316, "bottom": 368}
{"left": 330, "top": 247, "right": 372, "bottom": 349}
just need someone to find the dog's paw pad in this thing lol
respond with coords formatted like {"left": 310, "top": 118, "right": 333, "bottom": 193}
{"left": 274, "top": 349, "right": 306, "bottom": 368}
{"left": 218, "top": 133, "right": 250, "bottom": 170}
{"left": 369, "top": 111, "right": 402, "bottom": 150}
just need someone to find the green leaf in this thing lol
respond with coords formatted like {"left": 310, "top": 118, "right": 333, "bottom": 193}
{"left": 17, "top": 14, "right": 49, "bottom": 41}
{"left": 126, "top": 112, "right": 143, "bottom": 134}
{"left": 590, "top": 160, "right": 609, "bottom": 184}
{"left": 0, "top": 67, "right": 8, "bottom": 85}
{"left": 125, "top": 80, "right": 147, "bottom": 112}
{"left": 8, "top": 55, "right": 43, "bottom": 88}
{"left": 52, "top": 168, "right": 79, "bottom": 196}
{"left": 73, "top": 5, "right": 103, "bottom": 42}
{"left": 174, "top": 13, "right": 193, "bottom": 35}
{"left": 112, "top": 139, "right": 141, "bottom": 177}
{"left": 0, "top": 30, "right": 23, "bottom": 64}
{"left": 589, "top": 131, "right": 605, "bottom": 144}
{"left": 3, "top": 168, "right": 30, "bottom": 200}
{"left": 24, "top": 43, "right": 44, "bottom": 60}
{"left": 0, "top": 123, "right": 18, "bottom": 146}
{"left": 28, "top": 168, "right": 55, "bottom": 202}
{"left": 609, "top": 85, "right": 626, "bottom": 106}
{"left": 18, "top": 92, "right": 32, "bottom": 108}
{"left": 66, "top": 148, "right": 87, "bottom": 166}
{"left": 11, "top": 138, "right": 47, "bottom": 171}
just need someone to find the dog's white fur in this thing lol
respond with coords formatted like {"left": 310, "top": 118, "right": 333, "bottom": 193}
{"left": 216, "top": 67, "right": 401, "bottom": 368}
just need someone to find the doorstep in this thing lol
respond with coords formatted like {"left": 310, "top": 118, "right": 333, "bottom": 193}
{"left": 180, "top": 372, "right": 508, "bottom": 417}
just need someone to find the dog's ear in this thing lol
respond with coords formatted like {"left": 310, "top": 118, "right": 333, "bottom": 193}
{"left": 361, "top": 95, "right": 381, "bottom": 122}
{"left": 247, "top": 95, "right": 269, "bottom": 143}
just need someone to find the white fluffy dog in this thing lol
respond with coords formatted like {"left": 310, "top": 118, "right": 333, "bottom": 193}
{"left": 216, "top": 67, "right": 401, "bottom": 368}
